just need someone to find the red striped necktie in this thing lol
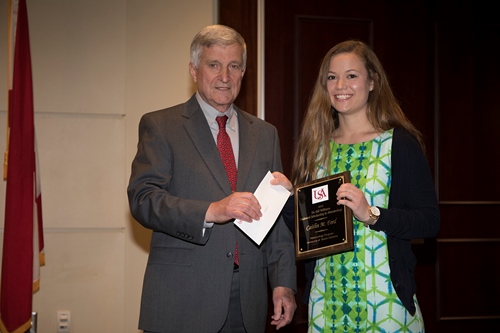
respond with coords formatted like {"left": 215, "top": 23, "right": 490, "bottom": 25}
{"left": 216, "top": 115, "right": 237, "bottom": 192}
{"left": 216, "top": 115, "right": 239, "bottom": 266}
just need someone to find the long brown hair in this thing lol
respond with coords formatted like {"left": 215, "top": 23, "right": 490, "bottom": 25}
{"left": 291, "top": 40, "right": 424, "bottom": 185}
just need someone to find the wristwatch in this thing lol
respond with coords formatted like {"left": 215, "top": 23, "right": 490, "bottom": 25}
{"left": 365, "top": 206, "right": 380, "bottom": 226}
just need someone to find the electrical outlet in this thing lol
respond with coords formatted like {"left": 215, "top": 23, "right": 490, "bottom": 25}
{"left": 57, "top": 310, "right": 70, "bottom": 333}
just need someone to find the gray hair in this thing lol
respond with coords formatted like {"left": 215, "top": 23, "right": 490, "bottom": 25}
{"left": 190, "top": 25, "right": 247, "bottom": 69}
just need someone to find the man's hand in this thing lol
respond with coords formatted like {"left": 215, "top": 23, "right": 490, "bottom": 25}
{"left": 270, "top": 286, "right": 296, "bottom": 330}
{"left": 205, "top": 192, "right": 262, "bottom": 223}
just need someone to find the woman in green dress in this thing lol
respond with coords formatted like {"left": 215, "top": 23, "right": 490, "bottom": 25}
{"left": 290, "top": 40, "right": 440, "bottom": 333}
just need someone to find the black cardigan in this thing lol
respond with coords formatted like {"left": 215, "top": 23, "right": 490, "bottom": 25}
{"left": 283, "top": 127, "right": 440, "bottom": 316}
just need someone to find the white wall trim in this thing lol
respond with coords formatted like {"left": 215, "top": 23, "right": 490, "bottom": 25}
{"left": 257, "top": 0, "right": 265, "bottom": 120}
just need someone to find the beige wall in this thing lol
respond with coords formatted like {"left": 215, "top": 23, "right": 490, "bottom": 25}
{"left": 0, "top": 1, "right": 215, "bottom": 332}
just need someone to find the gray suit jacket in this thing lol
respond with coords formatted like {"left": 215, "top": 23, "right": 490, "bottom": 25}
{"left": 128, "top": 95, "right": 296, "bottom": 333}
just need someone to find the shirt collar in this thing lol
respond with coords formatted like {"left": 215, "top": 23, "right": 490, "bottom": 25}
{"left": 196, "top": 92, "right": 238, "bottom": 132}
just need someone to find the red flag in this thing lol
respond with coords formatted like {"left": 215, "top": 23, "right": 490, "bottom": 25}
{"left": 1, "top": 0, "right": 44, "bottom": 332}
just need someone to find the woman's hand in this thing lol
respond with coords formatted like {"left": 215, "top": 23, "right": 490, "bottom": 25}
{"left": 336, "top": 183, "right": 370, "bottom": 223}
{"left": 270, "top": 171, "right": 294, "bottom": 193}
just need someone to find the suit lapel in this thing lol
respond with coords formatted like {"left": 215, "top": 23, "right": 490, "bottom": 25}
{"left": 236, "top": 109, "right": 258, "bottom": 192}
{"left": 182, "top": 96, "right": 234, "bottom": 195}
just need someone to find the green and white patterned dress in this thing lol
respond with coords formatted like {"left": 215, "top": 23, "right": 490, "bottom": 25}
{"left": 308, "top": 129, "right": 425, "bottom": 333}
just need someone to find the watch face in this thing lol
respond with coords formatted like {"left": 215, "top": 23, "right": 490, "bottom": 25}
{"left": 370, "top": 206, "right": 380, "bottom": 217}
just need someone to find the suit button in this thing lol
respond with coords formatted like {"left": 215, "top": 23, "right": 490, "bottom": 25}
{"left": 227, "top": 252, "right": 233, "bottom": 259}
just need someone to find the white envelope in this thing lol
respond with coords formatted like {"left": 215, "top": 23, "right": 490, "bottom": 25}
{"left": 234, "top": 171, "right": 290, "bottom": 245}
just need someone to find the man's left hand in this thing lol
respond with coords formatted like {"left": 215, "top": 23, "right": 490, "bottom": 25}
{"left": 270, "top": 286, "right": 296, "bottom": 330}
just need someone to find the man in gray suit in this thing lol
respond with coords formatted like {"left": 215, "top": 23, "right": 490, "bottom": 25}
{"left": 128, "top": 25, "right": 297, "bottom": 333}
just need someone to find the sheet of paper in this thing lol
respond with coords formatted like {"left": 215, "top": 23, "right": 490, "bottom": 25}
{"left": 234, "top": 171, "right": 290, "bottom": 245}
